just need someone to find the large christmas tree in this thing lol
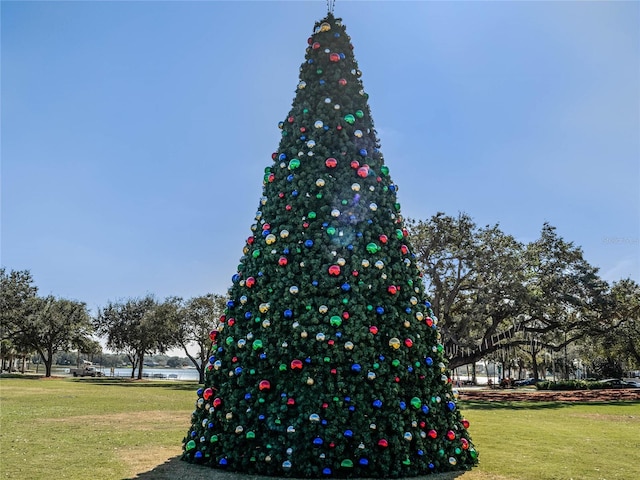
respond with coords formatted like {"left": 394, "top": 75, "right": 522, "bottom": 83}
{"left": 183, "top": 10, "right": 478, "bottom": 478}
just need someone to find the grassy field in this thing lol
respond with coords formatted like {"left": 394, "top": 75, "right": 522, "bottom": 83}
{"left": 1, "top": 377, "right": 639, "bottom": 480}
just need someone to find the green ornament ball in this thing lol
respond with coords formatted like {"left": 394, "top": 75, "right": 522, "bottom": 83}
{"left": 289, "top": 158, "right": 301, "bottom": 169}
{"left": 366, "top": 243, "right": 379, "bottom": 254}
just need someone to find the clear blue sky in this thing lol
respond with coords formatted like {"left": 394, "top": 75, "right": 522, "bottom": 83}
{"left": 3, "top": 0, "right": 639, "bottom": 315}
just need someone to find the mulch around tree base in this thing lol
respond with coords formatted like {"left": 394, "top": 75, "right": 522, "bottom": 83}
{"left": 459, "top": 388, "right": 640, "bottom": 402}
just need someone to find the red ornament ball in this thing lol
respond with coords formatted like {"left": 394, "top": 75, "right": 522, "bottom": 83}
{"left": 357, "top": 166, "right": 369, "bottom": 178}
{"left": 259, "top": 380, "right": 271, "bottom": 391}
{"left": 447, "top": 430, "right": 456, "bottom": 441}
{"left": 246, "top": 277, "right": 256, "bottom": 288}
{"left": 209, "top": 330, "right": 218, "bottom": 341}
{"left": 350, "top": 160, "right": 360, "bottom": 169}
{"left": 325, "top": 157, "right": 338, "bottom": 168}
{"left": 203, "top": 388, "right": 214, "bottom": 400}
{"left": 387, "top": 285, "right": 398, "bottom": 295}
{"left": 369, "top": 326, "right": 379, "bottom": 335}
{"left": 462, "top": 419, "right": 470, "bottom": 429}
{"left": 212, "top": 397, "right": 222, "bottom": 408}
{"left": 378, "top": 439, "right": 389, "bottom": 448}
{"left": 338, "top": 78, "right": 347, "bottom": 86}
{"left": 329, "top": 52, "right": 340, "bottom": 62}
{"left": 312, "top": 42, "right": 321, "bottom": 50}
{"left": 278, "top": 256, "right": 288, "bottom": 266}
{"left": 379, "top": 234, "right": 388, "bottom": 244}
{"left": 291, "top": 359, "right": 303, "bottom": 370}
{"left": 428, "top": 429, "right": 437, "bottom": 439}
{"left": 328, "top": 265, "right": 341, "bottom": 276}
{"left": 404, "top": 338, "right": 413, "bottom": 347}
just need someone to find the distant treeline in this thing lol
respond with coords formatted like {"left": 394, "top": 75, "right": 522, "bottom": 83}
{"left": 52, "top": 351, "right": 193, "bottom": 368}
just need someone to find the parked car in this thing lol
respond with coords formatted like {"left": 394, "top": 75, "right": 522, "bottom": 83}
{"left": 70, "top": 366, "right": 104, "bottom": 377}
{"left": 513, "top": 378, "right": 540, "bottom": 387}
{"left": 597, "top": 378, "right": 639, "bottom": 388}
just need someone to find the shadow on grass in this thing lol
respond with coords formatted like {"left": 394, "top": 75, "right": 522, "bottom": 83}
{"left": 460, "top": 399, "right": 639, "bottom": 410}
{"left": 460, "top": 400, "right": 569, "bottom": 411}
{"left": 0, "top": 373, "right": 45, "bottom": 379}
{"left": 125, "top": 457, "right": 467, "bottom": 480}
{"left": 72, "top": 377, "right": 200, "bottom": 391}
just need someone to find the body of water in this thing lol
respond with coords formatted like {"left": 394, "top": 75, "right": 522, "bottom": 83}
{"left": 60, "top": 366, "right": 201, "bottom": 381}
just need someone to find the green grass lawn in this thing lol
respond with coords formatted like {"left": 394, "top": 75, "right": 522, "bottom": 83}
{"left": 1, "top": 377, "right": 639, "bottom": 480}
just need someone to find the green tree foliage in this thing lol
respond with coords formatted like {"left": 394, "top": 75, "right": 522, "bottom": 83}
{"left": 96, "top": 296, "right": 179, "bottom": 379}
{"left": 522, "top": 223, "right": 609, "bottom": 379}
{"left": 11, "top": 296, "right": 93, "bottom": 377}
{"left": 607, "top": 279, "right": 640, "bottom": 369}
{"left": 176, "top": 294, "right": 226, "bottom": 383}
{"left": 2, "top": 268, "right": 95, "bottom": 376}
{"left": 0, "top": 268, "right": 38, "bottom": 322}
{"left": 0, "top": 268, "right": 39, "bottom": 370}
{"left": 581, "top": 279, "right": 640, "bottom": 376}
{"left": 182, "top": 14, "right": 477, "bottom": 477}
{"left": 409, "top": 216, "right": 617, "bottom": 380}
{"left": 409, "top": 213, "right": 527, "bottom": 369}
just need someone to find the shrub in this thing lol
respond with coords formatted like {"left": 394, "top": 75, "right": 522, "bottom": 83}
{"left": 536, "top": 380, "right": 590, "bottom": 391}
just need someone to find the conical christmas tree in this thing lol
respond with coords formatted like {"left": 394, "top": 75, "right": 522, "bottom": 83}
{"left": 183, "top": 11, "right": 478, "bottom": 478}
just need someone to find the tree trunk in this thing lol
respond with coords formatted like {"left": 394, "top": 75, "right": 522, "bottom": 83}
{"left": 184, "top": 349, "right": 206, "bottom": 384}
{"left": 41, "top": 347, "right": 53, "bottom": 377}
{"left": 127, "top": 353, "right": 136, "bottom": 378}
{"left": 44, "top": 358, "right": 53, "bottom": 377}
{"left": 137, "top": 352, "right": 144, "bottom": 380}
